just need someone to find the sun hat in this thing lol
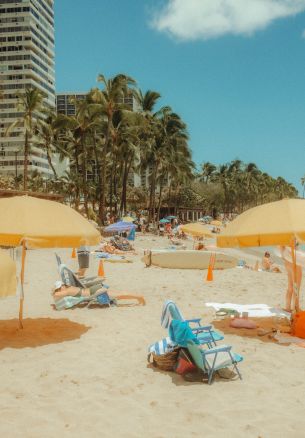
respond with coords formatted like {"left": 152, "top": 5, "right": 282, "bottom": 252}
{"left": 54, "top": 280, "right": 63, "bottom": 291}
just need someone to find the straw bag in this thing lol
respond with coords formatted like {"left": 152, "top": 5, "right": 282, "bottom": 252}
{"left": 147, "top": 348, "right": 180, "bottom": 371}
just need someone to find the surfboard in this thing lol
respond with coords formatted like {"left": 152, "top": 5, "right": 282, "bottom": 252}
{"left": 142, "top": 250, "right": 238, "bottom": 270}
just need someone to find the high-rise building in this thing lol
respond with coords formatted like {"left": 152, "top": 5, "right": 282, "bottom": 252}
{"left": 56, "top": 92, "right": 86, "bottom": 116}
{"left": 0, "top": 0, "right": 55, "bottom": 178}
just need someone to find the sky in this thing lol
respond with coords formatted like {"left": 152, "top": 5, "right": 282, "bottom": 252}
{"left": 55, "top": 0, "right": 305, "bottom": 193}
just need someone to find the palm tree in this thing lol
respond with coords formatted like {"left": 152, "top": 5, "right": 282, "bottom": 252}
{"left": 94, "top": 73, "right": 137, "bottom": 223}
{"left": 55, "top": 98, "right": 102, "bottom": 215}
{"left": 13, "top": 87, "right": 45, "bottom": 190}
{"left": 34, "top": 111, "right": 62, "bottom": 178}
{"left": 200, "top": 162, "right": 216, "bottom": 183}
{"left": 301, "top": 175, "right": 305, "bottom": 198}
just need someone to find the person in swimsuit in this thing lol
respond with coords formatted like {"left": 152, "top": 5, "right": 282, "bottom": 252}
{"left": 261, "top": 251, "right": 281, "bottom": 273}
{"left": 279, "top": 245, "right": 303, "bottom": 312}
{"left": 52, "top": 281, "right": 103, "bottom": 300}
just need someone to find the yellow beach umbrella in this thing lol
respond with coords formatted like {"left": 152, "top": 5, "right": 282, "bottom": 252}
{"left": 0, "top": 196, "right": 101, "bottom": 327}
{"left": 217, "top": 198, "right": 305, "bottom": 310}
{"left": 122, "top": 216, "right": 134, "bottom": 223}
{"left": 217, "top": 199, "right": 305, "bottom": 247}
{"left": 180, "top": 222, "right": 212, "bottom": 238}
{"left": 210, "top": 220, "right": 222, "bottom": 227}
{"left": 0, "top": 195, "right": 100, "bottom": 248}
{"left": 0, "top": 251, "right": 17, "bottom": 298}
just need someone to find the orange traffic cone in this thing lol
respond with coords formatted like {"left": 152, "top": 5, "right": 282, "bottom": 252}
{"left": 206, "top": 264, "right": 214, "bottom": 282}
{"left": 206, "top": 253, "right": 215, "bottom": 282}
{"left": 71, "top": 248, "right": 76, "bottom": 259}
{"left": 98, "top": 259, "right": 105, "bottom": 277}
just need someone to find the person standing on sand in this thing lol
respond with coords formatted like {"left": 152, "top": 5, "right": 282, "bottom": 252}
{"left": 279, "top": 245, "right": 303, "bottom": 312}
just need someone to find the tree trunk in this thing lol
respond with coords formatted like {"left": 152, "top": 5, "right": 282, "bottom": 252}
{"left": 46, "top": 146, "right": 57, "bottom": 179}
{"left": 23, "top": 130, "right": 29, "bottom": 191}
{"left": 157, "top": 184, "right": 163, "bottom": 223}
{"left": 99, "top": 119, "right": 111, "bottom": 224}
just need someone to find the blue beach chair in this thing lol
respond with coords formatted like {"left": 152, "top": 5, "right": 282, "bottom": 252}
{"left": 161, "top": 300, "right": 224, "bottom": 348}
{"left": 187, "top": 340, "right": 243, "bottom": 385}
{"left": 168, "top": 319, "right": 243, "bottom": 384}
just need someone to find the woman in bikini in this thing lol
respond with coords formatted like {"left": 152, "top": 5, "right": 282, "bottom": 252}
{"left": 52, "top": 281, "right": 104, "bottom": 300}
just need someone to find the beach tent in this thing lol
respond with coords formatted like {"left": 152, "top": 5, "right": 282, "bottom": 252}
{"left": 180, "top": 223, "right": 212, "bottom": 238}
{"left": 104, "top": 221, "right": 136, "bottom": 233}
{"left": 217, "top": 198, "right": 305, "bottom": 311}
{"left": 0, "top": 195, "right": 100, "bottom": 327}
{"left": 0, "top": 251, "right": 17, "bottom": 298}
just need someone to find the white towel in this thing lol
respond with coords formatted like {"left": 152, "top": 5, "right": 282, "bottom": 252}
{"left": 205, "top": 302, "right": 290, "bottom": 318}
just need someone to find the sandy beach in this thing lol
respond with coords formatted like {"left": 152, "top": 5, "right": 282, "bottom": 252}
{"left": 1, "top": 234, "right": 305, "bottom": 438}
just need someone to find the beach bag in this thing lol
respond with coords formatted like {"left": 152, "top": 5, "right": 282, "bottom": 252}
{"left": 174, "top": 348, "right": 197, "bottom": 375}
{"left": 96, "top": 291, "right": 111, "bottom": 306}
{"left": 292, "top": 311, "right": 305, "bottom": 339}
{"left": 147, "top": 348, "right": 180, "bottom": 371}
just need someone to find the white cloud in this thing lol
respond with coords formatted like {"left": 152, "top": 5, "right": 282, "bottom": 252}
{"left": 151, "top": 0, "right": 305, "bottom": 41}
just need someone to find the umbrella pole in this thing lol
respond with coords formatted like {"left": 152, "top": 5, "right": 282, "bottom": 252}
{"left": 290, "top": 240, "right": 299, "bottom": 313}
{"left": 19, "top": 241, "right": 26, "bottom": 329}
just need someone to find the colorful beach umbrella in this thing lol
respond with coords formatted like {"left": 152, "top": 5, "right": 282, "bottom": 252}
{"left": 0, "top": 251, "right": 17, "bottom": 298}
{"left": 104, "top": 221, "right": 136, "bottom": 233}
{"left": 217, "top": 198, "right": 305, "bottom": 311}
{"left": 0, "top": 195, "right": 101, "bottom": 327}
{"left": 180, "top": 223, "right": 212, "bottom": 238}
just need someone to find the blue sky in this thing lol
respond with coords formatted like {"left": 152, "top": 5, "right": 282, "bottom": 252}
{"left": 55, "top": 0, "right": 305, "bottom": 193}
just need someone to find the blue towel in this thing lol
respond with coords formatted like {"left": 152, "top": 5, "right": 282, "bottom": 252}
{"left": 128, "top": 228, "right": 135, "bottom": 241}
{"left": 169, "top": 320, "right": 199, "bottom": 347}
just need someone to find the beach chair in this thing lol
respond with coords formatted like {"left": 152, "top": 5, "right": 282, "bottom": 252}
{"left": 59, "top": 263, "right": 106, "bottom": 289}
{"left": 54, "top": 289, "right": 114, "bottom": 311}
{"left": 161, "top": 300, "right": 224, "bottom": 347}
{"left": 187, "top": 340, "right": 243, "bottom": 385}
{"left": 55, "top": 253, "right": 104, "bottom": 288}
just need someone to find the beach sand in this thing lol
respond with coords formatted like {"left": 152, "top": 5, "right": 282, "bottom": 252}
{"left": 0, "top": 235, "right": 305, "bottom": 438}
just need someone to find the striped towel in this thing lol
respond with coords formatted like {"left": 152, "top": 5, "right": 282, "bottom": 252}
{"left": 161, "top": 300, "right": 184, "bottom": 329}
{"left": 148, "top": 337, "right": 177, "bottom": 355}
{"left": 54, "top": 296, "right": 85, "bottom": 310}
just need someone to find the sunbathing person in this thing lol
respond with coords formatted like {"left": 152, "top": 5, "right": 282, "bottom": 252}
{"left": 52, "top": 281, "right": 146, "bottom": 307}
{"left": 99, "top": 241, "right": 125, "bottom": 255}
{"left": 52, "top": 281, "right": 103, "bottom": 300}
{"left": 262, "top": 251, "right": 281, "bottom": 273}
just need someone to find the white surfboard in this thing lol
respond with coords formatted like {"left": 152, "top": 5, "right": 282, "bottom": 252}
{"left": 142, "top": 250, "right": 238, "bottom": 270}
